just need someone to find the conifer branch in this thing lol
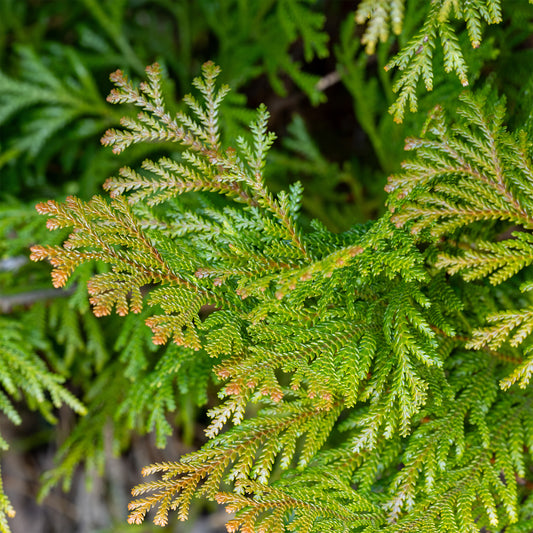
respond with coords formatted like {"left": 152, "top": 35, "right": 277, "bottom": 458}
{"left": 30, "top": 196, "right": 202, "bottom": 318}
{"left": 388, "top": 90, "right": 533, "bottom": 393}
{"left": 127, "top": 400, "right": 342, "bottom": 526}
{"left": 101, "top": 63, "right": 311, "bottom": 261}
{"left": 387, "top": 92, "right": 533, "bottom": 234}
{"left": 355, "top": 0, "right": 404, "bottom": 55}
{"left": 29, "top": 57, "right": 533, "bottom": 532}
{"left": 216, "top": 476, "right": 383, "bottom": 533}
{"left": 359, "top": 0, "right": 504, "bottom": 122}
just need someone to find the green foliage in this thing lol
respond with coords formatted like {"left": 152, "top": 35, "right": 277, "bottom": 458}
{"left": 0, "top": 0, "right": 335, "bottom": 199}
{"left": 0, "top": 44, "right": 114, "bottom": 174}
{"left": 387, "top": 88, "right": 533, "bottom": 399}
{"left": 3, "top": 1, "right": 533, "bottom": 532}
{"left": 356, "top": 0, "right": 505, "bottom": 122}
{"left": 28, "top": 40, "right": 533, "bottom": 530}
{"left": 0, "top": 3, "right": 339, "bottom": 529}
{"left": 0, "top": 313, "right": 86, "bottom": 529}
{"left": 355, "top": 0, "right": 405, "bottom": 54}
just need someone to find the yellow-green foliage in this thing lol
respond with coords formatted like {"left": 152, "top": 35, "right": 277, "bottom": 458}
{"left": 358, "top": 0, "right": 505, "bottom": 122}
{"left": 31, "top": 53, "right": 533, "bottom": 531}
{"left": 1, "top": 1, "right": 533, "bottom": 532}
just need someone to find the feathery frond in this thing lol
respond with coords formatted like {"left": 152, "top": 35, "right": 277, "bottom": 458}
{"left": 356, "top": 0, "right": 503, "bottom": 122}
{"left": 30, "top": 57, "right": 533, "bottom": 532}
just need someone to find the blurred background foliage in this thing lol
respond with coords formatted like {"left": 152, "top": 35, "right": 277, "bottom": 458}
{"left": 0, "top": 0, "right": 533, "bottom": 531}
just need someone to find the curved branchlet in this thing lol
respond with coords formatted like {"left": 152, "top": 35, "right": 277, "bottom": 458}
{"left": 387, "top": 91, "right": 533, "bottom": 234}
{"left": 388, "top": 90, "right": 533, "bottom": 391}
{"left": 356, "top": 0, "right": 503, "bottom": 122}
{"left": 128, "top": 400, "right": 342, "bottom": 526}
{"left": 101, "top": 62, "right": 311, "bottom": 260}
{"left": 355, "top": 0, "right": 405, "bottom": 55}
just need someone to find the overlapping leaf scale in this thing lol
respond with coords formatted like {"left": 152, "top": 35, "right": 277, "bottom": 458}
{"left": 198, "top": 311, "right": 244, "bottom": 359}
{"left": 218, "top": 471, "right": 384, "bottom": 533}
{"left": 388, "top": 92, "right": 533, "bottom": 236}
{"left": 379, "top": 350, "right": 533, "bottom": 531}
{"left": 128, "top": 399, "right": 342, "bottom": 526}
{"left": 380, "top": 0, "right": 502, "bottom": 122}
{"left": 437, "top": 231, "right": 533, "bottom": 284}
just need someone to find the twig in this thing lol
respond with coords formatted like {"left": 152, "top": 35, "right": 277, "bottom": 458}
{"left": 0, "top": 287, "right": 76, "bottom": 314}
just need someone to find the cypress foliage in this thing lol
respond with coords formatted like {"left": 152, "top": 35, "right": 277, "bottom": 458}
{"left": 0, "top": 0, "right": 530, "bottom": 531}
{"left": 32, "top": 44, "right": 533, "bottom": 531}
